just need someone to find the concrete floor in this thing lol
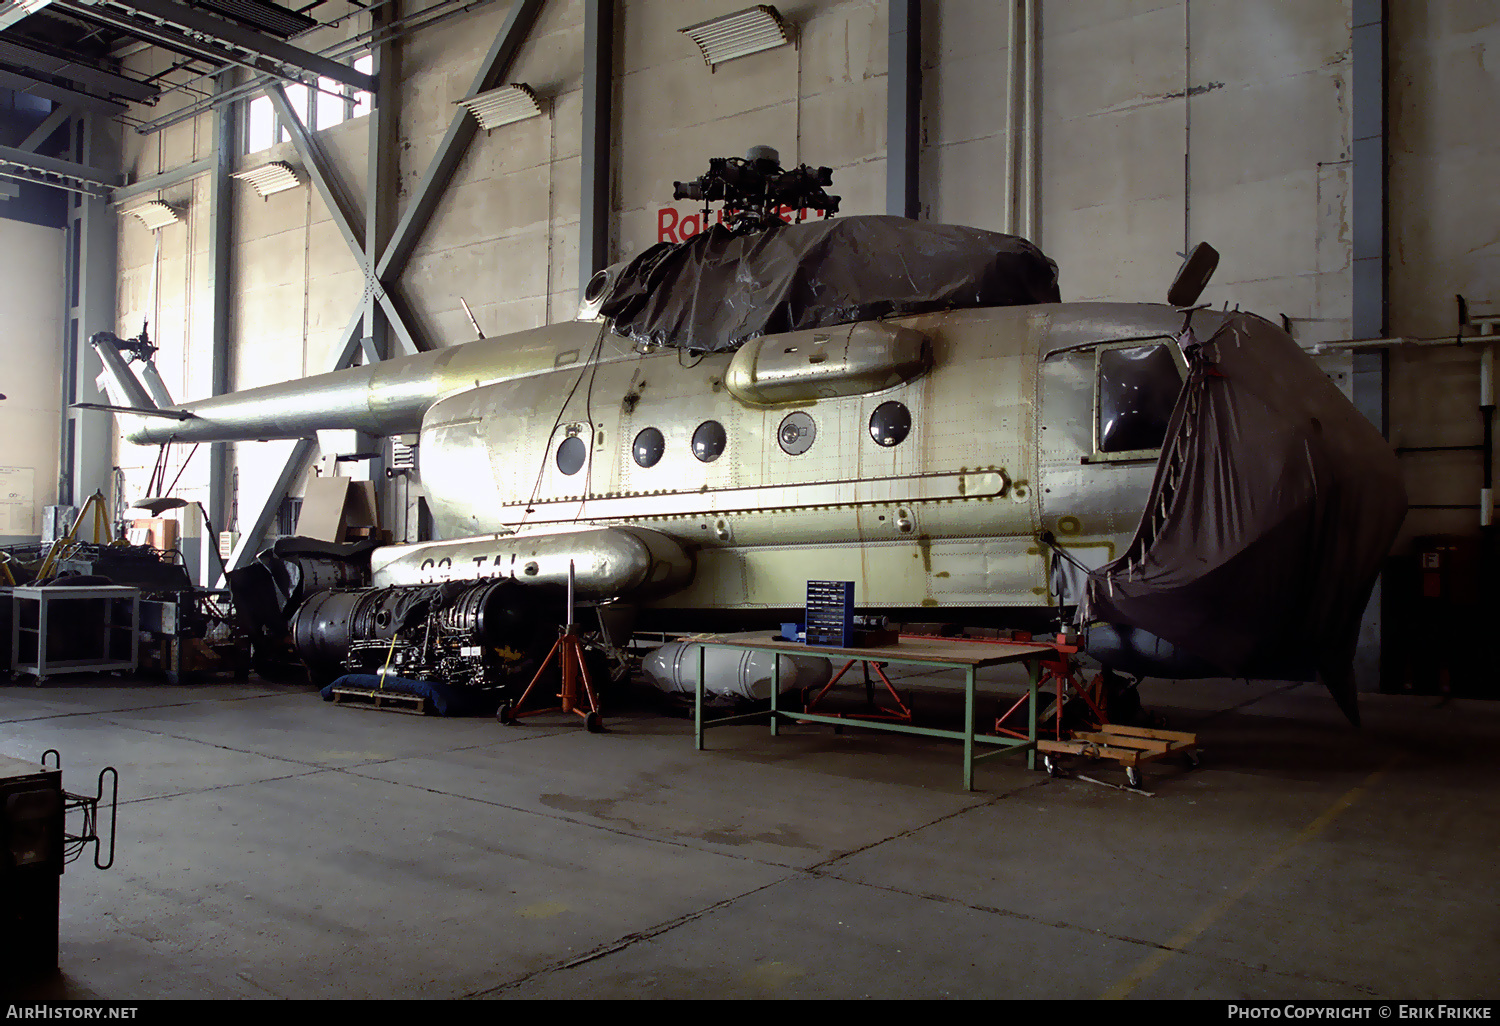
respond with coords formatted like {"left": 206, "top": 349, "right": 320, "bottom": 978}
{"left": 2, "top": 661, "right": 1497, "bottom": 1001}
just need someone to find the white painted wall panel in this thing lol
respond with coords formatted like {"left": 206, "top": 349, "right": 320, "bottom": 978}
{"left": 0, "top": 219, "right": 63, "bottom": 542}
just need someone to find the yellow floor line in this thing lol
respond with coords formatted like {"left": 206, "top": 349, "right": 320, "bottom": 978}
{"left": 1102, "top": 754, "right": 1402, "bottom": 1000}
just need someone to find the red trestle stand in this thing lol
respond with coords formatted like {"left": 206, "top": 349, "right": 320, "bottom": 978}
{"left": 495, "top": 560, "right": 604, "bottom": 733}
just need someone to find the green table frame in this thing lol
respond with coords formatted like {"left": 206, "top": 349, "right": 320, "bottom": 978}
{"left": 692, "top": 633, "right": 1053, "bottom": 791}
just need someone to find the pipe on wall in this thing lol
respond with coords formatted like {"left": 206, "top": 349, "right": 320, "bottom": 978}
{"left": 1021, "top": 0, "right": 1038, "bottom": 243}
{"left": 1002, "top": 0, "right": 1018, "bottom": 236}
{"left": 1002, "top": 0, "right": 1037, "bottom": 241}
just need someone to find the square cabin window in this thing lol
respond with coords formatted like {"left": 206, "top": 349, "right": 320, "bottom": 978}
{"left": 1091, "top": 339, "right": 1187, "bottom": 461}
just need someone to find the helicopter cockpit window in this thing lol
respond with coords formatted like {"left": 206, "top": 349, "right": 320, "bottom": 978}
{"left": 692, "top": 420, "right": 727, "bottom": 463}
{"left": 1094, "top": 341, "right": 1185, "bottom": 458}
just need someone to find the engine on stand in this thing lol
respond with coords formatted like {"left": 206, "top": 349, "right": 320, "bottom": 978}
{"left": 289, "top": 577, "right": 565, "bottom": 691}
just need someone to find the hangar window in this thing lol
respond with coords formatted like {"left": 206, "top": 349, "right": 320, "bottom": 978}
{"left": 244, "top": 55, "right": 373, "bottom": 155}
{"left": 556, "top": 434, "right": 587, "bottom": 475}
{"left": 868, "top": 401, "right": 912, "bottom": 448}
{"left": 1093, "top": 340, "right": 1185, "bottom": 458}
{"left": 692, "top": 421, "right": 727, "bottom": 463}
{"left": 633, "top": 427, "right": 665, "bottom": 468}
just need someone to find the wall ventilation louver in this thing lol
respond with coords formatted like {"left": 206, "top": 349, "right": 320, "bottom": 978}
{"left": 231, "top": 160, "right": 302, "bottom": 198}
{"left": 455, "top": 83, "right": 543, "bottom": 131}
{"left": 680, "top": 6, "right": 791, "bottom": 68}
{"left": 123, "top": 200, "right": 180, "bottom": 230}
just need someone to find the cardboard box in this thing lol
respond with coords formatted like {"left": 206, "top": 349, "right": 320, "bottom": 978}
{"left": 128, "top": 517, "right": 179, "bottom": 552}
{"left": 295, "top": 477, "right": 383, "bottom": 543}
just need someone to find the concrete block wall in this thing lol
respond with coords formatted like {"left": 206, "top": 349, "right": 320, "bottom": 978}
{"left": 0, "top": 219, "right": 63, "bottom": 545}
{"left": 400, "top": 0, "right": 585, "bottom": 340}
{"left": 1386, "top": 1, "right": 1500, "bottom": 546}
{"left": 89, "top": 0, "right": 1495, "bottom": 552}
{"left": 615, "top": 0, "right": 888, "bottom": 264}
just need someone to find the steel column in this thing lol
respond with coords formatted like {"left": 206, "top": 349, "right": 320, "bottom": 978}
{"left": 1352, "top": 0, "right": 1386, "bottom": 342}
{"left": 204, "top": 72, "right": 234, "bottom": 587}
{"left": 363, "top": 0, "right": 397, "bottom": 366}
{"left": 886, "top": 0, "right": 920, "bottom": 219}
{"left": 360, "top": 1, "right": 399, "bottom": 500}
{"left": 62, "top": 113, "right": 119, "bottom": 510}
{"left": 1350, "top": 0, "right": 1387, "bottom": 695}
{"left": 580, "top": 0, "right": 613, "bottom": 287}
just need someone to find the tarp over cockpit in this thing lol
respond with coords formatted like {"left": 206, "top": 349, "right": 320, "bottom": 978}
{"left": 1080, "top": 313, "right": 1408, "bottom": 723}
{"left": 600, "top": 214, "right": 1062, "bottom": 353}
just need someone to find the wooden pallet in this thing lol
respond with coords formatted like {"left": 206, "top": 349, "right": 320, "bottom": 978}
{"left": 1037, "top": 723, "right": 1199, "bottom": 788}
{"left": 329, "top": 686, "right": 432, "bottom": 715}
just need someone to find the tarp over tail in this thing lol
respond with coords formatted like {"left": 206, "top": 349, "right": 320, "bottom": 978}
{"left": 1080, "top": 313, "right": 1406, "bottom": 723}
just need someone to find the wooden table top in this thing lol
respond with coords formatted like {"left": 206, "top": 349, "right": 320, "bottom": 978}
{"left": 696, "top": 631, "right": 1055, "bottom": 668}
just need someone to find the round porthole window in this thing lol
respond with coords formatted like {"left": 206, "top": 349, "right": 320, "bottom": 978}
{"left": 778, "top": 411, "right": 816, "bottom": 456}
{"left": 632, "top": 427, "right": 665, "bottom": 468}
{"left": 692, "top": 420, "right": 727, "bottom": 463}
{"left": 868, "top": 401, "right": 912, "bottom": 448}
{"left": 556, "top": 434, "right": 587, "bottom": 475}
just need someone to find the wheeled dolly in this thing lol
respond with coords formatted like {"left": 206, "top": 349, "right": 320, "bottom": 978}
{"left": 1037, "top": 723, "right": 1199, "bottom": 789}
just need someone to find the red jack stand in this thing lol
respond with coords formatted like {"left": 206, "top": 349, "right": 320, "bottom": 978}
{"left": 495, "top": 561, "right": 604, "bottom": 733}
{"left": 498, "top": 624, "right": 603, "bottom": 732}
{"left": 994, "top": 633, "right": 1108, "bottom": 742}
{"left": 801, "top": 659, "right": 913, "bottom": 725}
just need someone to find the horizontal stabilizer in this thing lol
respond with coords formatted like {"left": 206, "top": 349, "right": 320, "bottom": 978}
{"left": 72, "top": 402, "right": 196, "bottom": 421}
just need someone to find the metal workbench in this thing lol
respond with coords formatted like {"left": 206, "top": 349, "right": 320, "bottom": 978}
{"left": 10, "top": 585, "right": 140, "bottom": 682}
{"left": 692, "top": 632, "right": 1053, "bottom": 790}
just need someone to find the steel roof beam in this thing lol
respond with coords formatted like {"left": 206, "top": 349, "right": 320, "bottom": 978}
{"left": 112, "top": 154, "right": 214, "bottom": 203}
{"left": 51, "top": 0, "right": 373, "bottom": 92}
{"left": 0, "top": 67, "right": 127, "bottom": 117}
{"left": 0, "top": 166, "right": 110, "bottom": 197}
{"left": 97, "top": 0, "right": 376, "bottom": 91}
{"left": 0, "top": 143, "right": 124, "bottom": 188}
{"left": 53, "top": 0, "right": 305, "bottom": 83}
{"left": 375, "top": 0, "right": 543, "bottom": 283}
{"left": 0, "top": 37, "right": 159, "bottom": 103}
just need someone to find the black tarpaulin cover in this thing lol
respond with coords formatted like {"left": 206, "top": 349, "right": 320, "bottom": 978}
{"left": 1080, "top": 313, "right": 1407, "bottom": 723}
{"left": 600, "top": 214, "right": 1061, "bottom": 352}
